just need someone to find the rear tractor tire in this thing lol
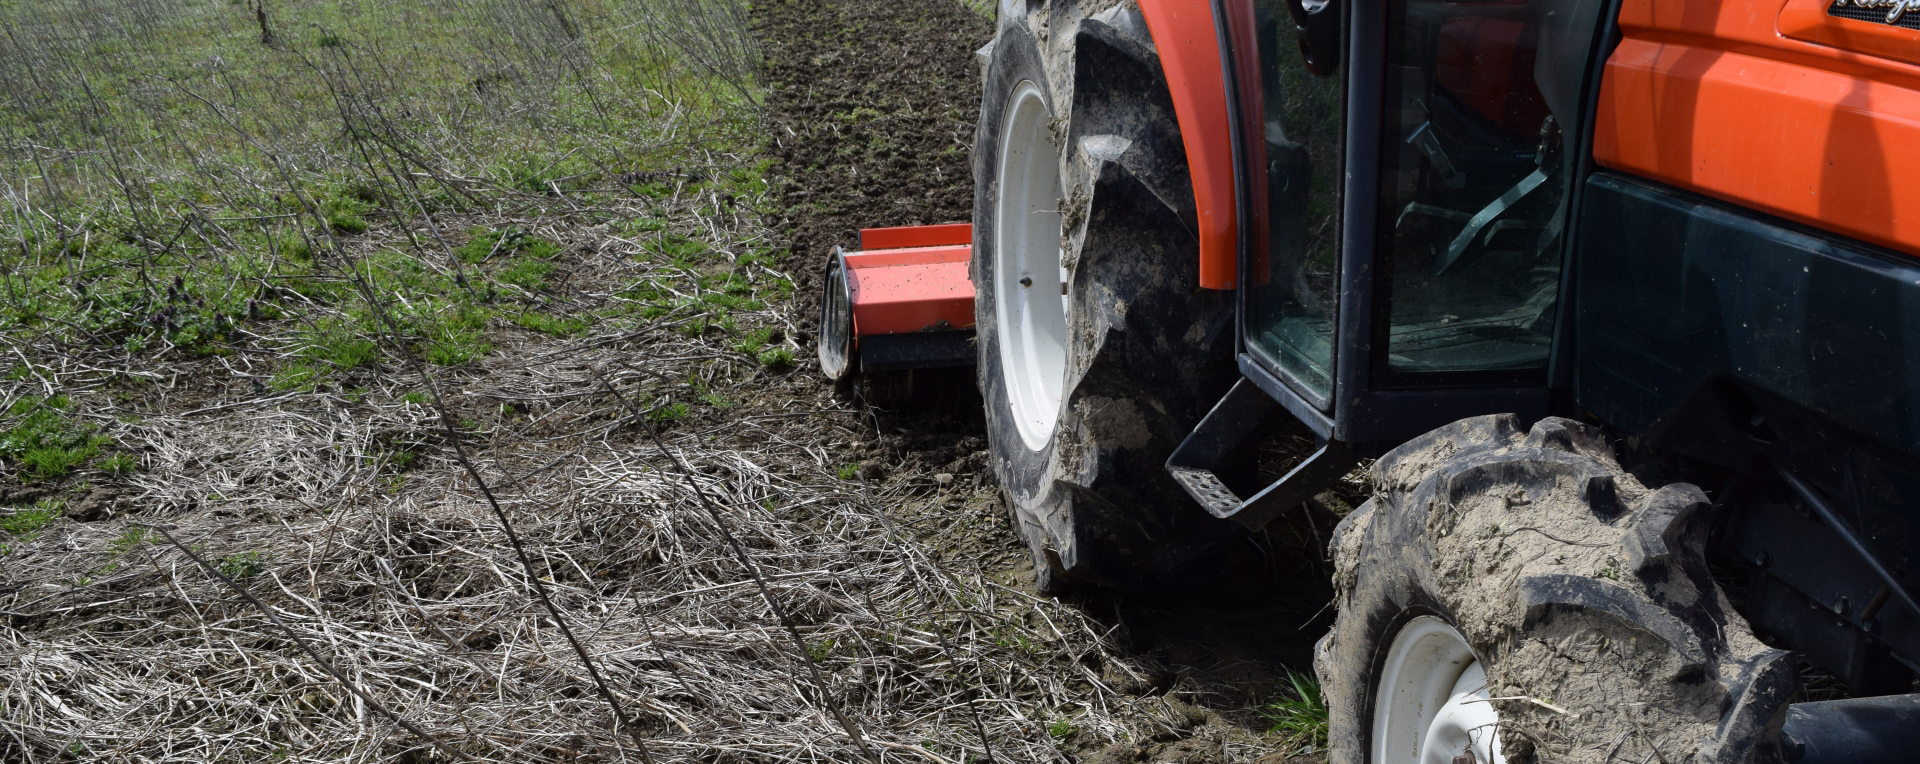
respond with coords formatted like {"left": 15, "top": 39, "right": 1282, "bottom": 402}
{"left": 1317, "top": 415, "right": 1798, "bottom": 764}
{"left": 973, "top": 2, "right": 1239, "bottom": 591}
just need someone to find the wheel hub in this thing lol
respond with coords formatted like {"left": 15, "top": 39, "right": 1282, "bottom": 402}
{"left": 993, "top": 79, "right": 1069, "bottom": 451}
{"left": 1373, "top": 616, "right": 1503, "bottom": 764}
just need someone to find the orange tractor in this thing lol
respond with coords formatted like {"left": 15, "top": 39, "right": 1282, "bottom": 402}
{"left": 818, "top": 0, "right": 1920, "bottom": 761}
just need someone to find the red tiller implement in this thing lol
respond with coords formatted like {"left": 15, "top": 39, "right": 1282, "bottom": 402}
{"left": 817, "top": 223, "right": 976, "bottom": 382}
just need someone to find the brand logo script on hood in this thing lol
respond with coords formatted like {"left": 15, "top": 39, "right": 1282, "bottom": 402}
{"left": 1832, "top": 0, "right": 1920, "bottom": 24}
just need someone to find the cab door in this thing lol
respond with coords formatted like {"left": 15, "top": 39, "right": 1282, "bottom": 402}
{"left": 1170, "top": 0, "right": 1611, "bottom": 523}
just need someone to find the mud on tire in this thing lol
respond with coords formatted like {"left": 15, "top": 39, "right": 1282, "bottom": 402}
{"left": 973, "top": 1, "right": 1239, "bottom": 591}
{"left": 1317, "top": 415, "right": 1798, "bottom": 764}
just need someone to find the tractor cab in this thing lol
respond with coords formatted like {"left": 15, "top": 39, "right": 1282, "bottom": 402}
{"left": 1173, "top": 0, "right": 1608, "bottom": 526}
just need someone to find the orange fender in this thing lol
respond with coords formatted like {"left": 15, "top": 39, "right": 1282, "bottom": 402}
{"left": 1140, "top": 0, "right": 1242, "bottom": 290}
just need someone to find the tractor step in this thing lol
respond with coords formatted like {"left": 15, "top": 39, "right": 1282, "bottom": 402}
{"left": 818, "top": 224, "right": 976, "bottom": 381}
{"left": 1165, "top": 378, "right": 1357, "bottom": 529}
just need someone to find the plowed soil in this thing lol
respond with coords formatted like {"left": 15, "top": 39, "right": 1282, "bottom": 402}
{"left": 757, "top": 0, "right": 989, "bottom": 330}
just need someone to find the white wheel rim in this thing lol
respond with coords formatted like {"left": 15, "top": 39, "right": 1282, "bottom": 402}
{"left": 994, "top": 79, "right": 1070, "bottom": 451}
{"left": 1372, "top": 616, "right": 1504, "bottom": 764}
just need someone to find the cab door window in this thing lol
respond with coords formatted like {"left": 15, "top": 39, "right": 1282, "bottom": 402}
{"left": 1375, "top": 0, "right": 1605, "bottom": 378}
{"left": 1243, "top": 0, "right": 1345, "bottom": 401}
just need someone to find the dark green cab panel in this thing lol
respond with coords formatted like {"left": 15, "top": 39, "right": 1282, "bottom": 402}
{"left": 1575, "top": 173, "right": 1920, "bottom": 453}
{"left": 1575, "top": 172, "right": 1920, "bottom": 586}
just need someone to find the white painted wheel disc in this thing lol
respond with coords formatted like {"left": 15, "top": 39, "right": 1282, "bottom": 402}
{"left": 993, "top": 79, "right": 1069, "bottom": 451}
{"left": 1373, "top": 616, "right": 1503, "bottom": 764}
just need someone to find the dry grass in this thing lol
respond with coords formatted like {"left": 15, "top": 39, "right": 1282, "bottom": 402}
{"left": 0, "top": 247, "right": 1227, "bottom": 762}
{"left": 0, "top": 135, "right": 1254, "bottom": 764}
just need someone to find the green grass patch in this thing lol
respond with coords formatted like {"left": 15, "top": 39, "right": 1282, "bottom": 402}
{"left": 424, "top": 336, "right": 491, "bottom": 365}
{"left": 652, "top": 234, "right": 708, "bottom": 263}
{"left": 701, "top": 292, "right": 761, "bottom": 313}
{"left": 217, "top": 550, "right": 267, "bottom": 581}
{"left": 418, "top": 304, "right": 493, "bottom": 365}
{"left": 647, "top": 402, "right": 689, "bottom": 424}
{"left": 106, "top": 527, "right": 153, "bottom": 557}
{"left": 730, "top": 325, "right": 793, "bottom": 369}
{"left": 622, "top": 217, "right": 669, "bottom": 235}
{"left": 99, "top": 452, "right": 138, "bottom": 474}
{"left": 387, "top": 448, "right": 421, "bottom": 471}
{"left": 1, "top": 499, "right": 64, "bottom": 537}
{"left": 511, "top": 311, "right": 588, "bottom": 336}
{"left": 457, "top": 227, "right": 562, "bottom": 264}
{"left": 1047, "top": 718, "right": 1077, "bottom": 741}
{"left": 808, "top": 638, "right": 836, "bottom": 663}
{"left": 1260, "top": 667, "right": 1329, "bottom": 753}
{"left": 757, "top": 346, "right": 796, "bottom": 369}
{"left": 322, "top": 195, "right": 371, "bottom": 235}
{"left": 0, "top": 243, "right": 266, "bottom": 357}
{"left": 274, "top": 321, "right": 380, "bottom": 390}
{"left": 730, "top": 327, "right": 774, "bottom": 355}
{"left": 275, "top": 232, "right": 316, "bottom": 264}
{"left": 1, "top": 396, "right": 110, "bottom": 480}
{"left": 499, "top": 258, "right": 557, "bottom": 291}
{"left": 630, "top": 180, "right": 674, "bottom": 198}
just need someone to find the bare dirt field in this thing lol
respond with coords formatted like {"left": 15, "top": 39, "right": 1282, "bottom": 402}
{"left": 1, "top": 2, "right": 1331, "bottom": 762}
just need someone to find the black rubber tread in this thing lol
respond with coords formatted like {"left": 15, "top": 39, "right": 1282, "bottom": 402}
{"left": 1317, "top": 414, "right": 1796, "bottom": 764}
{"left": 973, "top": 2, "right": 1238, "bottom": 591}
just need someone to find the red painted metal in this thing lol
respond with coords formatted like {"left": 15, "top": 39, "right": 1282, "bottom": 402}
{"left": 844, "top": 244, "right": 972, "bottom": 269}
{"left": 1140, "top": 0, "right": 1239, "bottom": 290}
{"left": 1594, "top": 0, "right": 1920, "bottom": 257}
{"left": 859, "top": 223, "right": 972, "bottom": 251}
{"left": 848, "top": 259, "right": 974, "bottom": 338}
{"left": 840, "top": 226, "right": 977, "bottom": 339}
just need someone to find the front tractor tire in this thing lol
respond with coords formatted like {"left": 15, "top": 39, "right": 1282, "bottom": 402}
{"left": 973, "top": 3, "right": 1237, "bottom": 591}
{"left": 1318, "top": 415, "right": 1798, "bottom": 764}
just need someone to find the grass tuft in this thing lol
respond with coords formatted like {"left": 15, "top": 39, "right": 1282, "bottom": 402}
{"left": 275, "top": 321, "right": 381, "bottom": 391}
{"left": 1, "top": 499, "right": 64, "bottom": 537}
{"left": 500, "top": 259, "right": 557, "bottom": 292}
{"left": 1261, "top": 667, "right": 1330, "bottom": 753}
{"left": 512, "top": 312, "right": 589, "bottom": 336}
{"left": 730, "top": 327, "right": 773, "bottom": 355}
{"left": 647, "top": 402, "right": 690, "bottom": 424}
{"left": 757, "top": 346, "right": 795, "bottom": 369}
{"left": 1, "top": 396, "right": 110, "bottom": 479}
{"left": 100, "top": 452, "right": 139, "bottom": 474}
{"left": 457, "top": 227, "right": 562, "bottom": 264}
{"left": 106, "top": 527, "right": 153, "bottom": 556}
{"left": 217, "top": 550, "right": 268, "bottom": 581}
